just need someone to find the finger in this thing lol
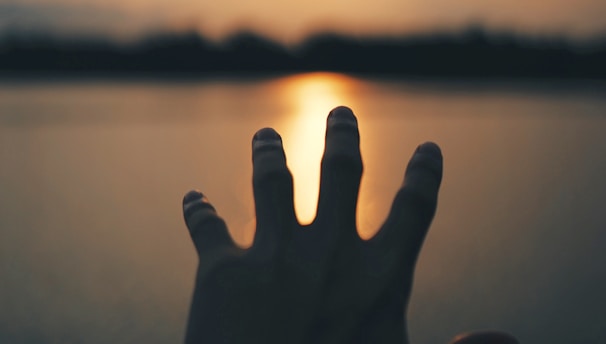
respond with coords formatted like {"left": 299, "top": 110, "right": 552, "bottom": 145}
{"left": 316, "top": 106, "right": 363, "bottom": 235}
{"left": 374, "top": 142, "right": 443, "bottom": 261}
{"left": 183, "top": 190, "right": 235, "bottom": 253}
{"left": 252, "top": 128, "right": 297, "bottom": 248}
{"left": 450, "top": 331, "right": 519, "bottom": 344}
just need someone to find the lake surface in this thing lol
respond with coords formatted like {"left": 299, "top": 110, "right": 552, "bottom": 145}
{"left": 1, "top": 73, "right": 605, "bottom": 343}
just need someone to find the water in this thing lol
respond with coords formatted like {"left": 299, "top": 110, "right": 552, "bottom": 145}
{"left": 1, "top": 73, "right": 605, "bottom": 343}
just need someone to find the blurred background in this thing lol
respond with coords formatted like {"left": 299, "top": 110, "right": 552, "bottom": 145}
{"left": 1, "top": 1, "right": 606, "bottom": 343}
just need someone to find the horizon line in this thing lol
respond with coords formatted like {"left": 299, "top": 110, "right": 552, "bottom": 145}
{"left": 2, "top": 24, "right": 606, "bottom": 46}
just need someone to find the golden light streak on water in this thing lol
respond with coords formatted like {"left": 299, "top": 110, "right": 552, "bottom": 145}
{"left": 275, "top": 73, "right": 359, "bottom": 224}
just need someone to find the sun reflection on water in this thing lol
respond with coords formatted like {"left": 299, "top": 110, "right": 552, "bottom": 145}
{"left": 275, "top": 72, "right": 359, "bottom": 224}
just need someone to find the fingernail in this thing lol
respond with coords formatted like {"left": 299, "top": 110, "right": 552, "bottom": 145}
{"left": 253, "top": 128, "right": 281, "bottom": 142}
{"left": 183, "top": 190, "right": 204, "bottom": 205}
{"left": 328, "top": 106, "right": 357, "bottom": 126}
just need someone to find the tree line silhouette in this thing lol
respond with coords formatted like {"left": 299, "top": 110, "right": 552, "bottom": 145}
{"left": 1, "top": 27, "right": 605, "bottom": 78}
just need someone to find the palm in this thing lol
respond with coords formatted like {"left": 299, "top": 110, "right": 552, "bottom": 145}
{"left": 183, "top": 107, "right": 443, "bottom": 344}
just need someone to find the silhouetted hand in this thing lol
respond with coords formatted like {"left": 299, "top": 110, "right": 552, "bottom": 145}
{"left": 182, "top": 106, "right": 517, "bottom": 344}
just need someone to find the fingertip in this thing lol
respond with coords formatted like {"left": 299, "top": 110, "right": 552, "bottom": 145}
{"left": 328, "top": 106, "right": 358, "bottom": 126}
{"left": 416, "top": 141, "right": 442, "bottom": 158}
{"left": 252, "top": 127, "right": 283, "bottom": 155}
{"left": 183, "top": 189, "right": 204, "bottom": 205}
{"left": 182, "top": 190, "right": 233, "bottom": 251}
{"left": 253, "top": 127, "right": 281, "bottom": 142}
{"left": 251, "top": 126, "right": 288, "bottom": 179}
{"left": 183, "top": 190, "right": 216, "bottom": 219}
{"left": 405, "top": 141, "right": 443, "bottom": 190}
{"left": 251, "top": 126, "right": 291, "bottom": 194}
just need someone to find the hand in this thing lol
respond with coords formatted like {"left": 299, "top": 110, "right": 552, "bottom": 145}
{"left": 182, "top": 106, "right": 515, "bottom": 344}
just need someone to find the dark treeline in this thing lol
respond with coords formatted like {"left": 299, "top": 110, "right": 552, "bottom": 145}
{"left": 1, "top": 27, "right": 606, "bottom": 78}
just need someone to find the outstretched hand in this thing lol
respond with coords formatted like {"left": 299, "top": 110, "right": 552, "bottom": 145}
{"left": 182, "top": 106, "right": 516, "bottom": 344}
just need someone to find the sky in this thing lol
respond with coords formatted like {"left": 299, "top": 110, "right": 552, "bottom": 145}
{"left": 1, "top": 0, "right": 606, "bottom": 43}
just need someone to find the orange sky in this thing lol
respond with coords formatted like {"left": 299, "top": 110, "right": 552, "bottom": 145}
{"left": 2, "top": 0, "right": 606, "bottom": 42}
